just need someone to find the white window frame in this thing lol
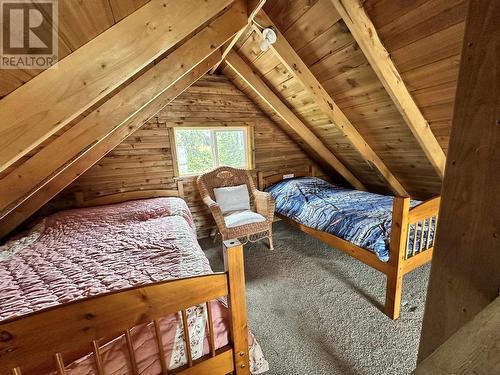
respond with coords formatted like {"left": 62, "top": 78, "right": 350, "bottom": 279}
{"left": 172, "top": 126, "right": 254, "bottom": 177}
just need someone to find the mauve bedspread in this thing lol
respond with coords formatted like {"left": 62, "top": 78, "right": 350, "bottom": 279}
{"left": 266, "top": 177, "right": 436, "bottom": 262}
{"left": 0, "top": 197, "right": 268, "bottom": 374}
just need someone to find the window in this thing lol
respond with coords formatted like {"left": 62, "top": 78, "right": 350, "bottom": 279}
{"left": 173, "top": 127, "right": 252, "bottom": 176}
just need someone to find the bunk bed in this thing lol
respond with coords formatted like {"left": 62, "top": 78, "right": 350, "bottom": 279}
{"left": 258, "top": 168, "right": 440, "bottom": 320}
{"left": 0, "top": 188, "right": 267, "bottom": 375}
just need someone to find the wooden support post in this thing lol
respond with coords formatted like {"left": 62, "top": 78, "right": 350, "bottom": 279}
{"left": 418, "top": 0, "right": 500, "bottom": 361}
{"left": 414, "top": 298, "right": 500, "bottom": 374}
{"left": 385, "top": 197, "right": 410, "bottom": 320}
{"left": 223, "top": 239, "right": 250, "bottom": 375}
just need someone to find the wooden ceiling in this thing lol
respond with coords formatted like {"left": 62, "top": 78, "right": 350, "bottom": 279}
{"left": 0, "top": 0, "right": 245, "bottom": 237}
{"left": 222, "top": 0, "right": 466, "bottom": 198}
{"left": 0, "top": 0, "right": 150, "bottom": 98}
{"left": 0, "top": 0, "right": 468, "bottom": 237}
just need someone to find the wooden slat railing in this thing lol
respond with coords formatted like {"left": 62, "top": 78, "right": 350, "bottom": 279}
{"left": 206, "top": 302, "right": 216, "bottom": 358}
{"left": 405, "top": 197, "right": 441, "bottom": 260}
{"left": 124, "top": 329, "right": 139, "bottom": 375}
{"left": 181, "top": 309, "right": 194, "bottom": 367}
{"left": 154, "top": 319, "right": 169, "bottom": 374}
{"left": 54, "top": 353, "right": 66, "bottom": 375}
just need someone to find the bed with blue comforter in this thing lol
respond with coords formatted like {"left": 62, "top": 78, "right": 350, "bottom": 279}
{"left": 265, "top": 177, "right": 436, "bottom": 262}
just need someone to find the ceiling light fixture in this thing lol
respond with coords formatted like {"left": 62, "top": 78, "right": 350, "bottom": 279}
{"left": 259, "top": 27, "right": 277, "bottom": 52}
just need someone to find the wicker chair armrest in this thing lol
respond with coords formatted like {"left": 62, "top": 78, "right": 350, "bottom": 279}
{"left": 253, "top": 190, "right": 275, "bottom": 220}
{"left": 202, "top": 196, "right": 227, "bottom": 229}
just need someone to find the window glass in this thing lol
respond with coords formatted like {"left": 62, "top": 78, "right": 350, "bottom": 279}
{"left": 174, "top": 128, "right": 249, "bottom": 175}
{"left": 175, "top": 129, "right": 213, "bottom": 175}
{"left": 216, "top": 130, "right": 247, "bottom": 168}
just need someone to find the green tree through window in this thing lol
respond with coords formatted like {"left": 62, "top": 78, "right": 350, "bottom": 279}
{"left": 175, "top": 128, "right": 249, "bottom": 175}
{"left": 216, "top": 130, "right": 246, "bottom": 168}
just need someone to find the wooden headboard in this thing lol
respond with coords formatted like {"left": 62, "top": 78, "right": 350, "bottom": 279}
{"left": 74, "top": 181, "right": 184, "bottom": 208}
{"left": 257, "top": 166, "right": 316, "bottom": 190}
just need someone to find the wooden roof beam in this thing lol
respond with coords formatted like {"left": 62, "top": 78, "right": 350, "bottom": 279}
{"left": 210, "top": 0, "right": 267, "bottom": 73}
{"left": 0, "top": 0, "right": 235, "bottom": 174}
{"left": 0, "top": 54, "right": 219, "bottom": 240}
{"left": 0, "top": 1, "right": 246, "bottom": 231}
{"left": 224, "top": 50, "right": 366, "bottom": 191}
{"left": 330, "top": 0, "right": 447, "bottom": 178}
{"left": 257, "top": 11, "right": 408, "bottom": 196}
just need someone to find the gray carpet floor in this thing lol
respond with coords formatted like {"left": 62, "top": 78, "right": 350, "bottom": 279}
{"left": 200, "top": 221, "right": 430, "bottom": 375}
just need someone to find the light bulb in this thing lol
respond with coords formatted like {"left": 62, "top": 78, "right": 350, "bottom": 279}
{"left": 260, "top": 40, "right": 269, "bottom": 52}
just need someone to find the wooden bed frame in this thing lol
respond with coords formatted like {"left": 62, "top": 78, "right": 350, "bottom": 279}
{"left": 0, "top": 189, "right": 251, "bottom": 375}
{"left": 258, "top": 167, "right": 440, "bottom": 320}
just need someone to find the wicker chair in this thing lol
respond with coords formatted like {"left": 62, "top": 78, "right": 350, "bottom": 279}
{"left": 197, "top": 166, "right": 275, "bottom": 249}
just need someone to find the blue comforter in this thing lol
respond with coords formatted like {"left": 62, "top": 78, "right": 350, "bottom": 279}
{"left": 266, "top": 177, "right": 435, "bottom": 262}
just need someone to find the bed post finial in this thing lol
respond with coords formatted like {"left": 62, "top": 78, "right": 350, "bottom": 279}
{"left": 176, "top": 180, "right": 184, "bottom": 198}
{"left": 74, "top": 192, "right": 85, "bottom": 206}
{"left": 257, "top": 171, "right": 264, "bottom": 191}
{"left": 308, "top": 165, "right": 316, "bottom": 177}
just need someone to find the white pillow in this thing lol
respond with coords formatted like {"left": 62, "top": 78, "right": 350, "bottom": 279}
{"left": 224, "top": 210, "right": 265, "bottom": 228}
{"left": 213, "top": 184, "right": 250, "bottom": 214}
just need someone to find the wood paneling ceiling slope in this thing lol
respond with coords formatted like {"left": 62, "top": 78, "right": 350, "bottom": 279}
{"left": 330, "top": 0, "right": 446, "bottom": 178}
{"left": 364, "top": 0, "right": 466, "bottom": 155}
{"left": 224, "top": 50, "right": 366, "bottom": 191}
{"left": 0, "top": 0, "right": 248, "bottom": 238}
{"left": 0, "top": 0, "right": 150, "bottom": 99}
{"left": 0, "top": 0, "right": 236, "bottom": 173}
{"left": 255, "top": 10, "right": 408, "bottom": 196}
{"left": 220, "top": 0, "right": 465, "bottom": 198}
{"left": 0, "top": 0, "right": 467, "bottom": 236}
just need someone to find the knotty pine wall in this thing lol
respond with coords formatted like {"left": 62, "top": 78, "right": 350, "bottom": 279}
{"left": 48, "top": 74, "right": 319, "bottom": 238}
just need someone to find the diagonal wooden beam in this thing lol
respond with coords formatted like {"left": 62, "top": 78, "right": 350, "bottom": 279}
{"left": 0, "top": 1, "right": 246, "bottom": 226}
{"left": 330, "top": 0, "right": 446, "bottom": 178}
{"left": 257, "top": 11, "right": 408, "bottom": 196}
{"left": 224, "top": 50, "right": 366, "bottom": 191}
{"left": 210, "top": 0, "right": 267, "bottom": 74}
{"left": 0, "top": 53, "right": 222, "bottom": 240}
{"left": 0, "top": 0, "right": 235, "bottom": 174}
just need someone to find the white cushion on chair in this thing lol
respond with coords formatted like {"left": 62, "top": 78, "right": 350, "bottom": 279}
{"left": 214, "top": 184, "right": 250, "bottom": 214}
{"left": 224, "top": 210, "right": 266, "bottom": 228}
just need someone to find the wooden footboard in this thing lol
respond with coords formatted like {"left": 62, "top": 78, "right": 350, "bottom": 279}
{"left": 0, "top": 240, "right": 249, "bottom": 375}
{"left": 385, "top": 196, "right": 441, "bottom": 319}
{"left": 404, "top": 197, "right": 441, "bottom": 272}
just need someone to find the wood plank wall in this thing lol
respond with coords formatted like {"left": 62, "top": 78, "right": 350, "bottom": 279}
{"left": 46, "top": 75, "right": 318, "bottom": 238}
